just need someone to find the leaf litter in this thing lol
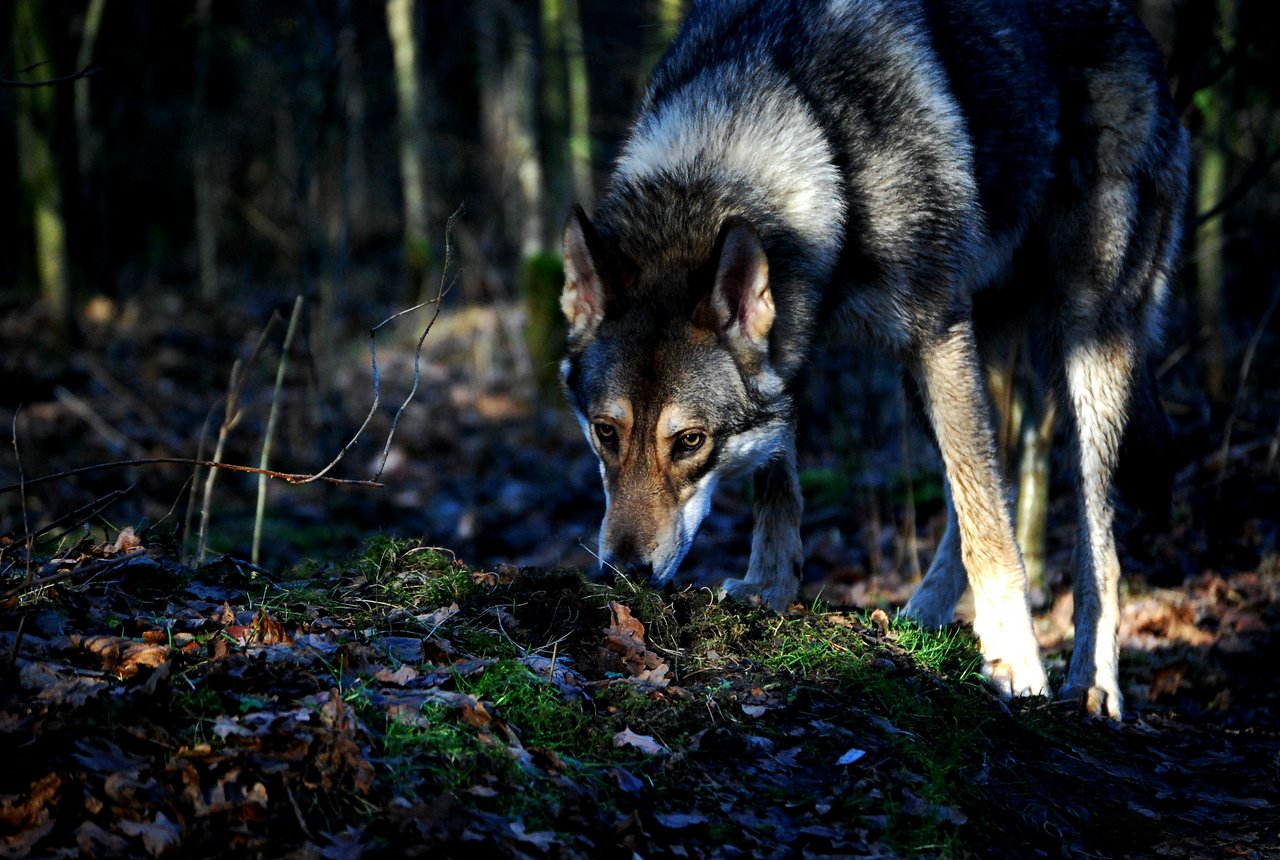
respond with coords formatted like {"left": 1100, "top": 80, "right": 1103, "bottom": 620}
{"left": 0, "top": 533, "right": 1278, "bottom": 858}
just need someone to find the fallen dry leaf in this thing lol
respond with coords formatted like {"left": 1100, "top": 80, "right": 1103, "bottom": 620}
{"left": 118, "top": 812, "right": 181, "bottom": 857}
{"left": 113, "top": 526, "right": 144, "bottom": 553}
{"left": 0, "top": 772, "right": 61, "bottom": 829}
{"left": 613, "top": 728, "right": 669, "bottom": 756}
{"left": 77, "top": 820, "right": 128, "bottom": 857}
{"left": 599, "top": 602, "right": 670, "bottom": 686}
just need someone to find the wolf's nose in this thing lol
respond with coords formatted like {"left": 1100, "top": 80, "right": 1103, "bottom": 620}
{"left": 601, "top": 543, "right": 652, "bottom": 582}
{"left": 603, "top": 557, "right": 653, "bottom": 582}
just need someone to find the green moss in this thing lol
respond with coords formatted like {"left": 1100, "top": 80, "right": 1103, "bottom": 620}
{"left": 458, "top": 659, "right": 592, "bottom": 752}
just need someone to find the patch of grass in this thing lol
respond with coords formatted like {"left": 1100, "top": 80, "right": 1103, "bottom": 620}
{"left": 355, "top": 536, "right": 476, "bottom": 606}
{"left": 890, "top": 616, "right": 985, "bottom": 683}
{"left": 374, "top": 697, "right": 517, "bottom": 800}
{"left": 457, "top": 659, "right": 593, "bottom": 752}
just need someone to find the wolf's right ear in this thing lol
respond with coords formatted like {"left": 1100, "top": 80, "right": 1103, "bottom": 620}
{"left": 697, "top": 219, "right": 774, "bottom": 356}
{"left": 561, "top": 206, "right": 606, "bottom": 346}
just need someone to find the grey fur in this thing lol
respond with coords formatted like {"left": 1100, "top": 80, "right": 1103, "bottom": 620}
{"left": 561, "top": 0, "right": 1188, "bottom": 719}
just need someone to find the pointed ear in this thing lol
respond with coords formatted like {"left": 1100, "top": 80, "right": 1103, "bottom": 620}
{"left": 697, "top": 219, "right": 774, "bottom": 352}
{"left": 561, "top": 205, "right": 606, "bottom": 346}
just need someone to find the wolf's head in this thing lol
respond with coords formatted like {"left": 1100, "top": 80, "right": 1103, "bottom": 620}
{"left": 559, "top": 206, "right": 791, "bottom": 585}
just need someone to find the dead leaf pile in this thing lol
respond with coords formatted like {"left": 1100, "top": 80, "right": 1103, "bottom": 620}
{"left": 0, "top": 539, "right": 1277, "bottom": 857}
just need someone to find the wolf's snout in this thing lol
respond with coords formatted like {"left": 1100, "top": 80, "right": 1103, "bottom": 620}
{"left": 601, "top": 536, "right": 655, "bottom": 582}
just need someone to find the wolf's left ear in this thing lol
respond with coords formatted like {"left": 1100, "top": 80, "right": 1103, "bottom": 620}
{"left": 562, "top": 206, "right": 606, "bottom": 346}
{"left": 698, "top": 219, "right": 774, "bottom": 353}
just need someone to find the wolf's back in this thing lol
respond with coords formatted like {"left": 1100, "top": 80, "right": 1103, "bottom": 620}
{"left": 599, "top": 0, "right": 1184, "bottom": 362}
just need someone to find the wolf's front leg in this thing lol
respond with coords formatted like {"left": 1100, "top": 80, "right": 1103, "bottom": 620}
{"left": 913, "top": 322, "right": 1048, "bottom": 698}
{"left": 720, "top": 433, "right": 804, "bottom": 611}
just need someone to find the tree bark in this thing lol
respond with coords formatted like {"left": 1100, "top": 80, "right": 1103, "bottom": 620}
{"left": 193, "top": 0, "right": 220, "bottom": 302}
{"left": 12, "top": 0, "right": 73, "bottom": 333}
{"left": 386, "top": 0, "right": 430, "bottom": 289}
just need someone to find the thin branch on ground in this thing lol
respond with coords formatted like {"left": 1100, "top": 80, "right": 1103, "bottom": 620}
{"left": 301, "top": 205, "right": 463, "bottom": 485}
{"left": 8, "top": 484, "right": 136, "bottom": 552}
{"left": 1, "top": 553, "right": 148, "bottom": 601}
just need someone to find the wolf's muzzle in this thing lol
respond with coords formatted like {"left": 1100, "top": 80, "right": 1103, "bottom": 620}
{"left": 602, "top": 556, "right": 655, "bottom": 584}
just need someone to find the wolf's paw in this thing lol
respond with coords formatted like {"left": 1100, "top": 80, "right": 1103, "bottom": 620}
{"left": 1059, "top": 680, "right": 1123, "bottom": 721}
{"left": 719, "top": 577, "right": 795, "bottom": 612}
{"left": 973, "top": 617, "right": 1048, "bottom": 699}
{"left": 983, "top": 653, "right": 1050, "bottom": 700}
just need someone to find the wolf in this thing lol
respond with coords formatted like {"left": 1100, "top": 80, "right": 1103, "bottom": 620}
{"left": 559, "top": 0, "right": 1188, "bottom": 719}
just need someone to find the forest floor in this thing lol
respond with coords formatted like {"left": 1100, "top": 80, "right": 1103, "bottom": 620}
{"left": 2, "top": 294, "right": 1279, "bottom": 857}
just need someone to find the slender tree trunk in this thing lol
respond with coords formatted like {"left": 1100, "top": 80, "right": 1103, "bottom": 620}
{"left": 540, "top": 0, "right": 569, "bottom": 248}
{"left": 478, "top": 0, "right": 544, "bottom": 261}
{"left": 75, "top": 0, "right": 105, "bottom": 183}
{"left": 386, "top": 0, "right": 430, "bottom": 289}
{"left": 1015, "top": 395, "right": 1055, "bottom": 604}
{"left": 192, "top": 0, "right": 220, "bottom": 301}
{"left": 988, "top": 340, "right": 1054, "bottom": 602}
{"left": 338, "top": 14, "right": 369, "bottom": 251}
{"left": 13, "top": 0, "right": 73, "bottom": 333}
{"left": 560, "top": 0, "right": 593, "bottom": 209}
{"left": 1194, "top": 0, "right": 1237, "bottom": 406}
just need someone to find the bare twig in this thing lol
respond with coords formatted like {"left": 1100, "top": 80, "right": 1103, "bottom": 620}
{"left": 2, "top": 553, "right": 143, "bottom": 601}
{"left": 0, "top": 61, "right": 100, "bottom": 89}
{"left": 54, "top": 385, "right": 147, "bottom": 457}
{"left": 253, "top": 295, "right": 305, "bottom": 565}
{"left": 11, "top": 483, "right": 136, "bottom": 551}
{"left": 1193, "top": 144, "right": 1280, "bottom": 229}
{"left": 182, "top": 405, "right": 217, "bottom": 566}
{"left": 301, "top": 205, "right": 463, "bottom": 485}
{"left": 1215, "top": 284, "right": 1280, "bottom": 495}
{"left": 198, "top": 314, "right": 282, "bottom": 563}
{"left": 10, "top": 412, "right": 33, "bottom": 588}
{"left": 577, "top": 539, "right": 623, "bottom": 578}
{"left": 7, "top": 411, "right": 33, "bottom": 674}
{"left": 0, "top": 458, "right": 382, "bottom": 499}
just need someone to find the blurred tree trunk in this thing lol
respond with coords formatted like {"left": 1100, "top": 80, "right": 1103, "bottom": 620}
{"left": 643, "top": 0, "right": 683, "bottom": 77}
{"left": 988, "top": 342, "right": 1053, "bottom": 601}
{"left": 386, "top": 0, "right": 430, "bottom": 289}
{"left": 477, "top": 0, "right": 543, "bottom": 262}
{"left": 193, "top": 0, "right": 220, "bottom": 301}
{"left": 560, "top": 0, "right": 592, "bottom": 209}
{"left": 74, "top": 0, "right": 104, "bottom": 185}
{"left": 478, "top": 0, "right": 563, "bottom": 395}
{"left": 540, "top": 0, "right": 569, "bottom": 245}
{"left": 13, "top": 0, "right": 73, "bottom": 333}
{"left": 1194, "top": 0, "right": 1234, "bottom": 407}
{"left": 338, "top": 14, "right": 369, "bottom": 254}
{"left": 538, "top": 0, "right": 593, "bottom": 218}
{"left": 1014, "top": 395, "right": 1054, "bottom": 604}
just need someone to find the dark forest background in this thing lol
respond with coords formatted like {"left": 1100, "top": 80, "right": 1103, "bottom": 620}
{"left": 1, "top": 0, "right": 1278, "bottom": 597}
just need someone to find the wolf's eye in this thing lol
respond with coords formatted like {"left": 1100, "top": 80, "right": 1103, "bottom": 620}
{"left": 594, "top": 423, "right": 617, "bottom": 450}
{"left": 675, "top": 431, "right": 706, "bottom": 455}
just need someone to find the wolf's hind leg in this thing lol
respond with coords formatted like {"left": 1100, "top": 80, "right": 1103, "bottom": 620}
{"left": 901, "top": 480, "right": 967, "bottom": 626}
{"left": 720, "top": 431, "right": 804, "bottom": 611}
{"left": 913, "top": 321, "right": 1047, "bottom": 698}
